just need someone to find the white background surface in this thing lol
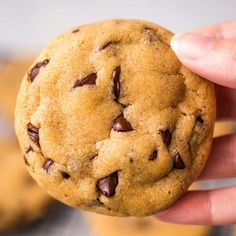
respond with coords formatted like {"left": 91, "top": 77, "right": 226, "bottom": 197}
{"left": 0, "top": 0, "right": 236, "bottom": 56}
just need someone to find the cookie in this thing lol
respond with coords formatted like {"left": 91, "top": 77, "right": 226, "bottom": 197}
{"left": 0, "top": 139, "right": 52, "bottom": 231}
{"left": 0, "top": 58, "right": 33, "bottom": 120}
{"left": 15, "top": 19, "right": 215, "bottom": 216}
{"left": 86, "top": 213, "right": 211, "bottom": 236}
{"left": 214, "top": 121, "right": 236, "bottom": 137}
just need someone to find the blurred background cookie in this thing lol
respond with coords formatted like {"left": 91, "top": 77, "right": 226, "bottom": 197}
{"left": 0, "top": 57, "right": 55, "bottom": 232}
{"left": 86, "top": 213, "right": 211, "bottom": 236}
{"left": 0, "top": 57, "right": 33, "bottom": 121}
{"left": 214, "top": 121, "right": 236, "bottom": 138}
{"left": 0, "top": 138, "right": 52, "bottom": 232}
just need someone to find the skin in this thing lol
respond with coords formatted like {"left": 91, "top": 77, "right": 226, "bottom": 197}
{"left": 155, "top": 20, "right": 236, "bottom": 225}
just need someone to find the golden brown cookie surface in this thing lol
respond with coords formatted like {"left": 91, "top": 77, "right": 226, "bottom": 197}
{"left": 15, "top": 19, "right": 215, "bottom": 216}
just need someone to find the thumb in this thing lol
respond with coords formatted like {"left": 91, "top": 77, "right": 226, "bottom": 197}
{"left": 171, "top": 33, "right": 236, "bottom": 88}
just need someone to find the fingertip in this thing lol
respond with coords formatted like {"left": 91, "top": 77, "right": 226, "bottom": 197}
{"left": 171, "top": 33, "right": 236, "bottom": 88}
{"left": 170, "top": 33, "right": 183, "bottom": 53}
{"left": 171, "top": 33, "right": 215, "bottom": 60}
{"left": 154, "top": 210, "right": 173, "bottom": 222}
{"left": 154, "top": 205, "right": 188, "bottom": 224}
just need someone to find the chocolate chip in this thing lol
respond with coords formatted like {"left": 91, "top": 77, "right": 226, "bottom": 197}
{"left": 27, "top": 123, "right": 40, "bottom": 146}
{"left": 99, "top": 41, "right": 112, "bottom": 51}
{"left": 129, "top": 158, "right": 134, "bottom": 163}
{"left": 112, "top": 66, "right": 121, "bottom": 101}
{"left": 73, "top": 73, "right": 97, "bottom": 88}
{"left": 26, "top": 146, "right": 33, "bottom": 153}
{"left": 113, "top": 114, "right": 133, "bottom": 132}
{"left": 159, "top": 129, "right": 172, "bottom": 146}
{"left": 29, "top": 59, "right": 49, "bottom": 82}
{"left": 97, "top": 171, "right": 118, "bottom": 197}
{"left": 173, "top": 153, "right": 185, "bottom": 169}
{"left": 148, "top": 150, "right": 158, "bottom": 161}
{"left": 72, "top": 29, "right": 80, "bottom": 33}
{"left": 196, "top": 115, "right": 204, "bottom": 124}
{"left": 23, "top": 156, "right": 30, "bottom": 166}
{"left": 89, "top": 156, "right": 97, "bottom": 161}
{"left": 61, "top": 172, "right": 70, "bottom": 179}
{"left": 144, "top": 26, "right": 154, "bottom": 31}
{"left": 43, "top": 158, "right": 54, "bottom": 172}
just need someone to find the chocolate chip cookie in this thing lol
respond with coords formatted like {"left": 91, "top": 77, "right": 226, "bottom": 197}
{"left": 0, "top": 139, "right": 52, "bottom": 231}
{"left": 15, "top": 19, "right": 215, "bottom": 216}
{"left": 86, "top": 213, "right": 210, "bottom": 236}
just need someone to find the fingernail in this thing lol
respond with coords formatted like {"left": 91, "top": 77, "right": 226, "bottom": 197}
{"left": 171, "top": 33, "right": 214, "bottom": 60}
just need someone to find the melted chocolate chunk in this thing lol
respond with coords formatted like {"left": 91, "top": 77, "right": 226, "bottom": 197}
{"left": 99, "top": 41, "right": 112, "bottom": 51}
{"left": 61, "top": 172, "right": 70, "bottom": 179}
{"left": 159, "top": 129, "right": 172, "bottom": 146}
{"left": 113, "top": 114, "right": 133, "bottom": 132}
{"left": 89, "top": 156, "right": 97, "bottom": 161}
{"left": 72, "top": 29, "right": 80, "bottom": 33}
{"left": 43, "top": 158, "right": 54, "bottom": 172}
{"left": 112, "top": 66, "right": 121, "bottom": 101}
{"left": 148, "top": 150, "right": 158, "bottom": 161}
{"left": 26, "top": 146, "right": 34, "bottom": 153}
{"left": 73, "top": 73, "right": 97, "bottom": 88}
{"left": 97, "top": 171, "right": 118, "bottom": 197}
{"left": 196, "top": 115, "right": 204, "bottom": 124}
{"left": 27, "top": 123, "right": 40, "bottom": 146}
{"left": 30, "top": 59, "right": 49, "bottom": 82}
{"left": 173, "top": 153, "right": 185, "bottom": 169}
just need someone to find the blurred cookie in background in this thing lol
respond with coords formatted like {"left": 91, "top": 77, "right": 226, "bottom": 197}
{"left": 214, "top": 121, "right": 236, "bottom": 138}
{"left": 86, "top": 213, "right": 211, "bottom": 236}
{"left": 0, "top": 138, "right": 53, "bottom": 232}
{"left": 0, "top": 57, "right": 33, "bottom": 121}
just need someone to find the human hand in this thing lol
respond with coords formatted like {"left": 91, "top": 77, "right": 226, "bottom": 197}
{"left": 156, "top": 20, "right": 236, "bottom": 225}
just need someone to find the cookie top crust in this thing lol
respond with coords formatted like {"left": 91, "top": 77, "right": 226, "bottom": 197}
{"left": 15, "top": 19, "right": 215, "bottom": 216}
